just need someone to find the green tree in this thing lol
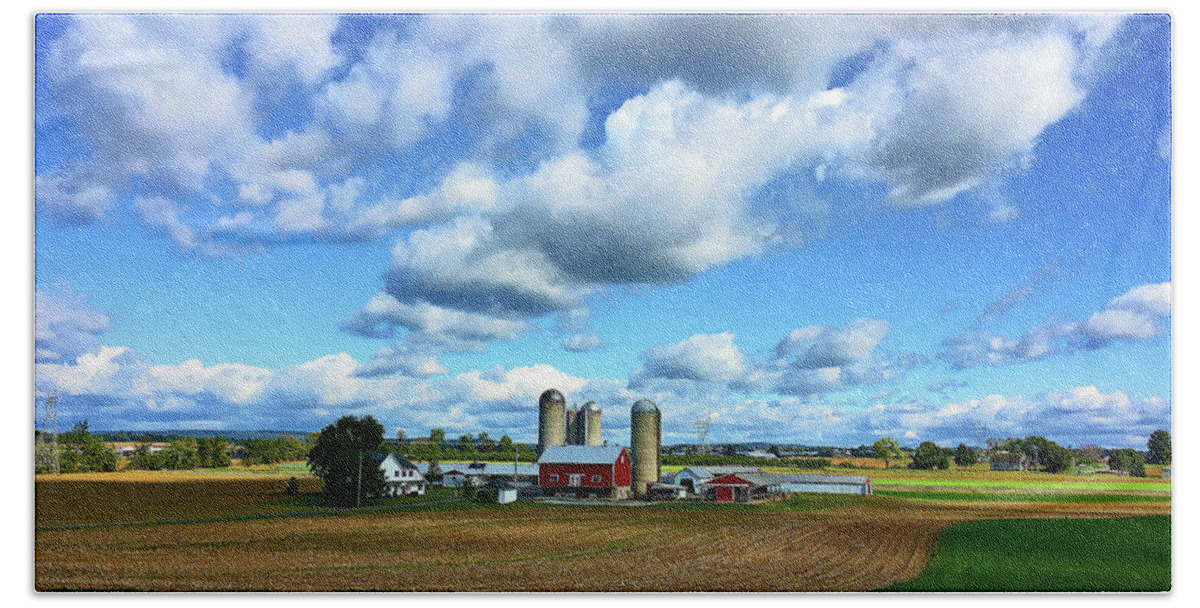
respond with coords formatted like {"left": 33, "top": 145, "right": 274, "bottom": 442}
{"left": 197, "top": 436, "right": 232, "bottom": 468}
{"left": 497, "top": 435, "right": 515, "bottom": 455}
{"left": 873, "top": 437, "right": 903, "bottom": 469}
{"left": 58, "top": 420, "right": 117, "bottom": 473}
{"left": 1108, "top": 449, "right": 1146, "bottom": 477}
{"left": 477, "top": 432, "right": 495, "bottom": 453}
{"left": 1147, "top": 430, "right": 1171, "bottom": 465}
{"left": 307, "top": 415, "right": 387, "bottom": 507}
{"left": 425, "top": 459, "right": 443, "bottom": 483}
{"left": 277, "top": 434, "right": 308, "bottom": 461}
{"left": 953, "top": 444, "right": 977, "bottom": 468}
{"left": 430, "top": 428, "right": 446, "bottom": 445}
{"left": 910, "top": 441, "right": 950, "bottom": 470}
{"left": 124, "top": 444, "right": 155, "bottom": 470}
{"left": 155, "top": 437, "right": 199, "bottom": 470}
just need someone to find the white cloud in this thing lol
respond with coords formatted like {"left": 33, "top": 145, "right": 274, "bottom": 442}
{"left": 35, "top": 286, "right": 110, "bottom": 363}
{"left": 941, "top": 282, "right": 1172, "bottom": 369}
{"left": 633, "top": 333, "right": 748, "bottom": 384}
{"left": 561, "top": 334, "right": 608, "bottom": 353}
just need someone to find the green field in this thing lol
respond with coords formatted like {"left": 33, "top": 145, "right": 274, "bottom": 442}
{"left": 883, "top": 515, "right": 1171, "bottom": 592}
{"left": 869, "top": 476, "right": 1170, "bottom": 492}
{"left": 875, "top": 489, "right": 1172, "bottom": 504}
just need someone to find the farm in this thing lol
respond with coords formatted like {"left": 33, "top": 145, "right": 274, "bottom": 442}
{"left": 35, "top": 465, "right": 1170, "bottom": 592}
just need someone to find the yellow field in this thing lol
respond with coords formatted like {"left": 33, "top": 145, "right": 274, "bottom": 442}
{"left": 34, "top": 472, "right": 1169, "bottom": 591}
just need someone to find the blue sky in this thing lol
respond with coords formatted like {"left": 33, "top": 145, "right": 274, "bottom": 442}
{"left": 33, "top": 13, "right": 1171, "bottom": 448}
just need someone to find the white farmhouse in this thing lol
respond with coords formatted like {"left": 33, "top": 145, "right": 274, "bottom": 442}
{"left": 377, "top": 453, "right": 426, "bottom": 496}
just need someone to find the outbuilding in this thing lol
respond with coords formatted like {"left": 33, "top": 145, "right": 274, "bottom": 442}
{"left": 537, "top": 445, "right": 632, "bottom": 500}
{"left": 705, "top": 472, "right": 872, "bottom": 502}
{"left": 672, "top": 466, "right": 765, "bottom": 494}
{"left": 989, "top": 451, "right": 1028, "bottom": 471}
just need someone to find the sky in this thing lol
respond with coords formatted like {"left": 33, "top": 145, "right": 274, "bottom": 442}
{"left": 32, "top": 13, "right": 1172, "bottom": 449}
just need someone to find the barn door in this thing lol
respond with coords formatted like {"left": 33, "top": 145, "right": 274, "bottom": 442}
{"left": 716, "top": 486, "right": 733, "bottom": 502}
{"left": 568, "top": 474, "right": 582, "bottom": 486}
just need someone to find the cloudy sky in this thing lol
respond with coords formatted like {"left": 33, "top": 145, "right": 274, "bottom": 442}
{"left": 33, "top": 13, "right": 1171, "bottom": 448}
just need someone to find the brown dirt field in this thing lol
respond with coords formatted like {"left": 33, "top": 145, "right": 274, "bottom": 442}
{"left": 33, "top": 477, "right": 1170, "bottom": 592}
{"left": 36, "top": 475, "right": 322, "bottom": 526}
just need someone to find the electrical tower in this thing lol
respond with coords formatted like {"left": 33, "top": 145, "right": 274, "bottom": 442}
{"left": 36, "top": 392, "right": 60, "bottom": 474}
{"left": 694, "top": 415, "right": 714, "bottom": 456}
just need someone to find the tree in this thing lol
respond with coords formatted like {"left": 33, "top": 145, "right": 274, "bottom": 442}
{"left": 477, "top": 432, "right": 495, "bottom": 453}
{"left": 1109, "top": 449, "right": 1146, "bottom": 477}
{"left": 426, "top": 459, "right": 443, "bottom": 483}
{"left": 498, "top": 435, "right": 515, "bottom": 455}
{"left": 277, "top": 435, "right": 308, "bottom": 461}
{"left": 396, "top": 428, "right": 407, "bottom": 445}
{"left": 58, "top": 420, "right": 117, "bottom": 473}
{"left": 307, "top": 415, "right": 387, "bottom": 507}
{"left": 197, "top": 436, "right": 231, "bottom": 468}
{"left": 284, "top": 476, "right": 301, "bottom": 496}
{"left": 1147, "top": 430, "right": 1171, "bottom": 465}
{"left": 157, "top": 437, "right": 200, "bottom": 470}
{"left": 430, "top": 428, "right": 446, "bottom": 445}
{"left": 1076, "top": 444, "right": 1104, "bottom": 465}
{"left": 953, "top": 444, "right": 977, "bottom": 468}
{"left": 910, "top": 441, "right": 950, "bottom": 470}
{"left": 873, "top": 437, "right": 902, "bottom": 469}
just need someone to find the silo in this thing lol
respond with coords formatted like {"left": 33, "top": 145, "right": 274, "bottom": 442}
{"left": 582, "top": 401, "right": 602, "bottom": 446}
{"left": 630, "top": 398, "right": 661, "bottom": 496}
{"left": 537, "top": 389, "right": 567, "bottom": 455}
{"left": 565, "top": 405, "right": 581, "bottom": 445}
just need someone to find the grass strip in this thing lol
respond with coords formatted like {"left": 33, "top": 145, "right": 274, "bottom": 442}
{"left": 870, "top": 477, "right": 1170, "bottom": 492}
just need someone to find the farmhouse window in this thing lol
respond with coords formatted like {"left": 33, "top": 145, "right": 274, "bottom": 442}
{"left": 591, "top": 475, "right": 601, "bottom": 483}
{"left": 549, "top": 474, "right": 559, "bottom": 482}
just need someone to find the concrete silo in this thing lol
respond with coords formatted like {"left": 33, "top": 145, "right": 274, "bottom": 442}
{"left": 582, "top": 401, "right": 602, "bottom": 446}
{"left": 630, "top": 398, "right": 661, "bottom": 496}
{"left": 537, "top": 389, "right": 567, "bottom": 455}
{"left": 565, "top": 404, "right": 581, "bottom": 445}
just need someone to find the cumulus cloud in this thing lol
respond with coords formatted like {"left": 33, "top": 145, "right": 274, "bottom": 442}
{"left": 940, "top": 282, "right": 1172, "bottom": 369}
{"left": 35, "top": 286, "right": 110, "bottom": 363}
{"left": 632, "top": 333, "right": 748, "bottom": 385}
{"left": 561, "top": 334, "right": 608, "bottom": 353}
{"left": 855, "top": 386, "right": 1170, "bottom": 449}
{"left": 38, "top": 14, "right": 1129, "bottom": 372}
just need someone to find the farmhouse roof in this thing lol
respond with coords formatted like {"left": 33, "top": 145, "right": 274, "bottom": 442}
{"left": 376, "top": 453, "right": 418, "bottom": 469}
{"left": 537, "top": 445, "right": 626, "bottom": 465}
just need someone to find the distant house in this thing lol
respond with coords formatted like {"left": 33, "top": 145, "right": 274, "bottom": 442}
{"left": 672, "top": 466, "right": 764, "bottom": 494}
{"left": 537, "top": 445, "right": 631, "bottom": 500}
{"left": 737, "top": 450, "right": 778, "bottom": 459}
{"left": 376, "top": 453, "right": 426, "bottom": 496}
{"left": 705, "top": 472, "right": 872, "bottom": 502}
{"left": 432, "top": 462, "right": 538, "bottom": 488}
{"left": 989, "top": 451, "right": 1028, "bottom": 471}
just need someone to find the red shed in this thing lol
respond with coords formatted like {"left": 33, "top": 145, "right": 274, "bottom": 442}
{"left": 537, "top": 445, "right": 631, "bottom": 500}
{"left": 706, "top": 473, "right": 759, "bottom": 502}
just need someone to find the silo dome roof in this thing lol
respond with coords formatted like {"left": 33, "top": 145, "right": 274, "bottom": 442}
{"left": 582, "top": 401, "right": 601, "bottom": 413}
{"left": 539, "top": 389, "right": 566, "bottom": 405}
{"left": 631, "top": 398, "right": 659, "bottom": 414}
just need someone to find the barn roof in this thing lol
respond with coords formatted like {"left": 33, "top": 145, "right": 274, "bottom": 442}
{"left": 537, "top": 445, "right": 626, "bottom": 464}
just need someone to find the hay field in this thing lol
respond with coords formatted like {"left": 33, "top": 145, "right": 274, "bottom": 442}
{"left": 34, "top": 474, "right": 1169, "bottom": 592}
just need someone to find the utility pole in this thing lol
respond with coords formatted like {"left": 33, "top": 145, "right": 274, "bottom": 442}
{"left": 513, "top": 444, "right": 518, "bottom": 483}
{"left": 356, "top": 450, "right": 363, "bottom": 508}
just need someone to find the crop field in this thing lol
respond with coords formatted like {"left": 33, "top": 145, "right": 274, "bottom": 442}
{"left": 883, "top": 516, "right": 1171, "bottom": 591}
{"left": 35, "top": 471, "right": 1169, "bottom": 592}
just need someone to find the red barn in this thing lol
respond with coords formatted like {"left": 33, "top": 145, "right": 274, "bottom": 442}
{"left": 537, "top": 445, "right": 631, "bottom": 500}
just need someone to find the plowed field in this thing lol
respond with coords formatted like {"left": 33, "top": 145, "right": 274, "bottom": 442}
{"left": 34, "top": 475, "right": 1169, "bottom": 591}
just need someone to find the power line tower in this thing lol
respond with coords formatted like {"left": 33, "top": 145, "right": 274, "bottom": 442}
{"left": 694, "top": 415, "right": 714, "bottom": 456}
{"left": 36, "top": 392, "right": 60, "bottom": 474}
